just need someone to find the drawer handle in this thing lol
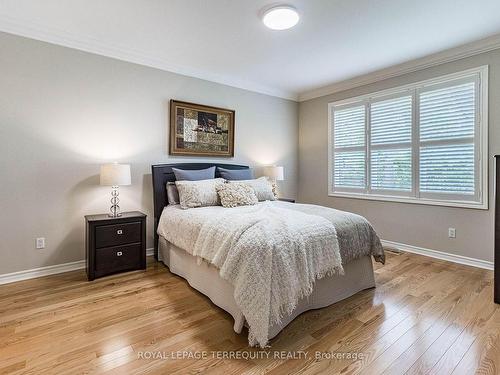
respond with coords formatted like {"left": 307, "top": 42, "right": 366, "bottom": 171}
{"left": 117, "top": 230, "right": 123, "bottom": 235}
{"left": 117, "top": 251, "right": 123, "bottom": 257}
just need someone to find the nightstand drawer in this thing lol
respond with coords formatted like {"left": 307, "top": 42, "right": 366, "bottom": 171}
{"left": 95, "top": 221, "right": 141, "bottom": 248}
{"left": 95, "top": 243, "right": 141, "bottom": 272}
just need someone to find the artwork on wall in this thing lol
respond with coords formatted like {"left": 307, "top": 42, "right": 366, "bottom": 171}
{"left": 169, "top": 100, "right": 235, "bottom": 157}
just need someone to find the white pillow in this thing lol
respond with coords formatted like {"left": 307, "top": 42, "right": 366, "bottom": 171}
{"left": 216, "top": 183, "right": 258, "bottom": 208}
{"left": 175, "top": 178, "right": 225, "bottom": 209}
{"left": 166, "top": 182, "right": 179, "bottom": 205}
{"left": 229, "top": 177, "right": 275, "bottom": 201}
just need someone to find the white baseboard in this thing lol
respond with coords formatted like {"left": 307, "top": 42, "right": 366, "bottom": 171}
{"left": 1, "top": 243, "right": 492, "bottom": 285}
{"left": 0, "top": 248, "right": 155, "bottom": 285}
{"left": 381, "top": 239, "right": 494, "bottom": 271}
{"left": 0, "top": 260, "right": 86, "bottom": 285}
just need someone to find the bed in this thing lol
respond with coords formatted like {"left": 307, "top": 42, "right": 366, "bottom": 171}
{"left": 152, "top": 163, "right": 384, "bottom": 347}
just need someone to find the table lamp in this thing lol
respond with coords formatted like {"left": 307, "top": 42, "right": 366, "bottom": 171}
{"left": 100, "top": 163, "right": 131, "bottom": 217}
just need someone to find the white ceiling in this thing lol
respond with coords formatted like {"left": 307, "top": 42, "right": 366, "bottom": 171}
{"left": 1, "top": 0, "right": 500, "bottom": 101}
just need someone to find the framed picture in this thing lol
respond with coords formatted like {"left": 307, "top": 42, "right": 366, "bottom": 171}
{"left": 169, "top": 100, "right": 235, "bottom": 157}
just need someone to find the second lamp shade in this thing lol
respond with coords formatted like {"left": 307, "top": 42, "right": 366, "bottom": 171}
{"left": 263, "top": 166, "right": 284, "bottom": 181}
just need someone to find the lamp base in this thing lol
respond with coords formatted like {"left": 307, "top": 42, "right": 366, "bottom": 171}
{"left": 109, "top": 186, "right": 121, "bottom": 218}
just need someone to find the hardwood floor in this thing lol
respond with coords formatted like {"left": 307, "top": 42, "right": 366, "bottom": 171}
{"left": 0, "top": 252, "right": 499, "bottom": 375}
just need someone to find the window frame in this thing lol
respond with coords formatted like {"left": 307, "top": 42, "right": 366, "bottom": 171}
{"left": 327, "top": 65, "right": 489, "bottom": 210}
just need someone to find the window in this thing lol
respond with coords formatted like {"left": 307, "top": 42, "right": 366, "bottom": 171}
{"left": 328, "top": 66, "right": 488, "bottom": 209}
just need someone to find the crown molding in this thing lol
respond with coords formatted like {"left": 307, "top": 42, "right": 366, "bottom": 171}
{"left": 299, "top": 33, "right": 500, "bottom": 102}
{"left": 1, "top": 13, "right": 499, "bottom": 104}
{"left": 0, "top": 14, "right": 298, "bottom": 101}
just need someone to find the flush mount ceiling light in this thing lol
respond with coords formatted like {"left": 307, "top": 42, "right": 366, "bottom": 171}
{"left": 262, "top": 5, "right": 300, "bottom": 30}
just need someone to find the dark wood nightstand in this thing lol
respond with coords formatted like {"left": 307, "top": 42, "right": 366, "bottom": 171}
{"left": 85, "top": 211, "right": 146, "bottom": 281}
{"left": 278, "top": 198, "right": 296, "bottom": 203}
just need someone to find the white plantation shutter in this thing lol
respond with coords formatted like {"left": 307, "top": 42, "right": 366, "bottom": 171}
{"left": 334, "top": 151, "right": 365, "bottom": 188}
{"left": 371, "top": 96, "right": 412, "bottom": 145}
{"left": 329, "top": 67, "right": 486, "bottom": 208}
{"left": 418, "top": 80, "right": 477, "bottom": 198}
{"left": 419, "top": 144, "right": 475, "bottom": 194}
{"left": 419, "top": 82, "right": 475, "bottom": 141}
{"left": 371, "top": 148, "right": 412, "bottom": 191}
{"left": 333, "top": 106, "right": 365, "bottom": 148}
{"left": 370, "top": 95, "right": 412, "bottom": 193}
{"left": 332, "top": 105, "right": 366, "bottom": 190}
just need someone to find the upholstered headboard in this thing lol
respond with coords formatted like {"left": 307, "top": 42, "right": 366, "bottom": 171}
{"left": 151, "top": 163, "right": 249, "bottom": 260}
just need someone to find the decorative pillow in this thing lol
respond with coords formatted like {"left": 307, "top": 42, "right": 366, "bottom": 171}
{"left": 216, "top": 183, "right": 258, "bottom": 208}
{"left": 172, "top": 166, "right": 216, "bottom": 181}
{"left": 175, "top": 178, "right": 225, "bottom": 209}
{"left": 229, "top": 177, "right": 276, "bottom": 201}
{"left": 270, "top": 182, "right": 279, "bottom": 199}
{"left": 166, "top": 182, "right": 179, "bottom": 205}
{"left": 217, "top": 167, "right": 253, "bottom": 181}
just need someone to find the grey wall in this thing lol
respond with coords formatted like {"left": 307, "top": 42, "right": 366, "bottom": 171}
{"left": 0, "top": 32, "right": 299, "bottom": 275}
{"left": 299, "top": 49, "right": 500, "bottom": 263}
{"left": 1, "top": 30, "right": 496, "bottom": 275}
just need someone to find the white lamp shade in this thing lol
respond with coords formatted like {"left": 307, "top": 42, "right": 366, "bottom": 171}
{"left": 100, "top": 163, "right": 131, "bottom": 186}
{"left": 263, "top": 166, "right": 284, "bottom": 181}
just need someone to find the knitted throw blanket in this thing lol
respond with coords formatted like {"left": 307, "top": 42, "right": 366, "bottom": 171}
{"left": 192, "top": 202, "right": 343, "bottom": 347}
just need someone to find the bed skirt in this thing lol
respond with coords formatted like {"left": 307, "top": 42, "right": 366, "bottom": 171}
{"left": 159, "top": 236, "right": 376, "bottom": 341}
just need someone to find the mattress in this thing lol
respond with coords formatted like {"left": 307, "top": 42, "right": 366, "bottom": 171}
{"left": 159, "top": 237, "right": 376, "bottom": 340}
{"left": 156, "top": 201, "right": 383, "bottom": 344}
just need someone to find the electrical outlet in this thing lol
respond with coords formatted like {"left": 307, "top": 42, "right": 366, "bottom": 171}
{"left": 448, "top": 228, "right": 456, "bottom": 238}
{"left": 36, "top": 237, "right": 45, "bottom": 249}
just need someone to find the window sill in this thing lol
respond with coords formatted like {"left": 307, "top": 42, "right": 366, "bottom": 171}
{"left": 328, "top": 191, "right": 488, "bottom": 210}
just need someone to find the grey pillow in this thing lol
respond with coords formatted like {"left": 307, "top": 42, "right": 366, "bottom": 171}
{"left": 172, "top": 166, "right": 216, "bottom": 181}
{"left": 217, "top": 167, "right": 253, "bottom": 181}
{"left": 229, "top": 177, "right": 276, "bottom": 201}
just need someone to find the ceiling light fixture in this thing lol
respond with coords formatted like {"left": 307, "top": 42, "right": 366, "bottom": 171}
{"left": 262, "top": 5, "right": 300, "bottom": 30}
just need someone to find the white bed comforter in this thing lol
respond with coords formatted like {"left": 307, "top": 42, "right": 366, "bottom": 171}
{"left": 160, "top": 201, "right": 343, "bottom": 347}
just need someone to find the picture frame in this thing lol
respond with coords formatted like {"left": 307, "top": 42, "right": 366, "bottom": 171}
{"left": 169, "top": 100, "right": 235, "bottom": 157}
